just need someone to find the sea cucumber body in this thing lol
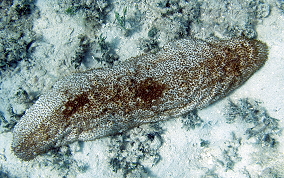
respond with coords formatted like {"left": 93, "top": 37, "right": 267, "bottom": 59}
{"left": 12, "top": 38, "right": 268, "bottom": 161}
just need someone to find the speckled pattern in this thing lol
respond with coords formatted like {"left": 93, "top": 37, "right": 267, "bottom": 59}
{"left": 12, "top": 37, "right": 268, "bottom": 161}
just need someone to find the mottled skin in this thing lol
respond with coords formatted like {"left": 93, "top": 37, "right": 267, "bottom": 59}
{"left": 12, "top": 38, "right": 268, "bottom": 161}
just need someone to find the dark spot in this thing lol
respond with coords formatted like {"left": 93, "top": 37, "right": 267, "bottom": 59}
{"left": 62, "top": 93, "right": 90, "bottom": 117}
{"left": 166, "top": 2, "right": 171, "bottom": 7}
{"left": 147, "top": 133, "right": 156, "bottom": 141}
{"left": 26, "top": 40, "right": 35, "bottom": 52}
{"left": 224, "top": 47, "right": 232, "bottom": 54}
{"left": 135, "top": 78, "right": 167, "bottom": 105}
{"left": 200, "top": 139, "right": 210, "bottom": 147}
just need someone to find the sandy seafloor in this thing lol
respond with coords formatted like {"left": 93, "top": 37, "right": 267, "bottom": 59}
{"left": 0, "top": 0, "right": 284, "bottom": 177}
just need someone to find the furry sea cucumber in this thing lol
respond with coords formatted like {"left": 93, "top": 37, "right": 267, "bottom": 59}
{"left": 12, "top": 37, "right": 268, "bottom": 161}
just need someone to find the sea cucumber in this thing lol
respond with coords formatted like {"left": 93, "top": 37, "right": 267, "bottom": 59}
{"left": 12, "top": 37, "right": 268, "bottom": 161}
